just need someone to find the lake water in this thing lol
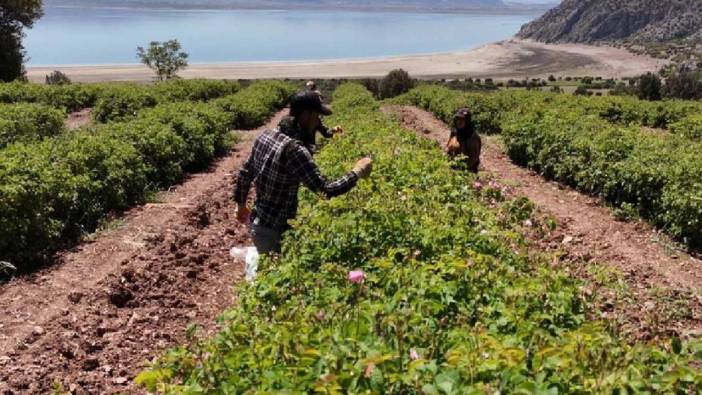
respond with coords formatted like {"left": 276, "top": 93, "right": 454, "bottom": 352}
{"left": 25, "top": 6, "right": 538, "bottom": 66}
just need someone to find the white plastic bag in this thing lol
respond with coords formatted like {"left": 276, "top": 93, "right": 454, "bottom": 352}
{"left": 230, "top": 246, "right": 259, "bottom": 282}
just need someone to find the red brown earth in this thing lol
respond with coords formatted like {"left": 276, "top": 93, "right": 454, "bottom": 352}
{"left": 383, "top": 105, "right": 702, "bottom": 341}
{"left": 65, "top": 108, "right": 93, "bottom": 130}
{"left": 0, "top": 110, "right": 287, "bottom": 394}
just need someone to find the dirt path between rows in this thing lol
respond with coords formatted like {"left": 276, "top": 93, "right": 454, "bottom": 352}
{"left": 383, "top": 105, "right": 702, "bottom": 340}
{"left": 0, "top": 110, "right": 287, "bottom": 394}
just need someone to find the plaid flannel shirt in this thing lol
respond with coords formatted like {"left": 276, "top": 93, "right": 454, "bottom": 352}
{"left": 233, "top": 124, "right": 358, "bottom": 231}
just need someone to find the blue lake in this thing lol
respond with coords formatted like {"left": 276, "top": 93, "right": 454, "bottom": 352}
{"left": 25, "top": 7, "right": 538, "bottom": 66}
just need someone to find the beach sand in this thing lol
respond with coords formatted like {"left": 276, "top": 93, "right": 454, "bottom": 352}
{"left": 26, "top": 39, "right": 668, "bottom": 82}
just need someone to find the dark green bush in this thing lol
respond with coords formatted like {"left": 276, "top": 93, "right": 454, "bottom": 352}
{"left": 151, "top": 79, "right": 240, "bottom": 102}
{"left": 92, "top": 84, "right": 158, "bottom": 123}
{"left": 0, "top": 134, "right": 148, "bottom": 265}
{"left": 393, "top": 85, "right": 502, "bottom": 134}
{"left": 670, "top": 114, "right": 702, "bottom": 141}
{"left": 139, "top": 101, "right": 230, "bottom": 169}
{"left": 45, "top": 70, "right": 71, "bottom": 85}
{"left": 664, "top": 71, "right": 702, "bottom": 100}
{"left": 212, "top": 80, "right": 295, "bottom": 129}
{"left": 636, "top": 72, "right": 663, "bottom": 101}
{"left": 0, "top": 81, "right": 97, "bottom": 112}
{"left": 0, "top": 103, "right": 65, "bottom": 148}
{"left": 502, "top": 109, "right": 702, "bottom": 247}
{"left": 379, "top": 69, "right": 415, "bottom": 99}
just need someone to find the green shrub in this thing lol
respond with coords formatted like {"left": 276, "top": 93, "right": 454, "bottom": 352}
{"left": 151, "top": 79, "right": 240, "bottom": 102}
{"left": 103, "top": 120, "right": 187, "bottom": 187}
{"left": 138, "top": 84, "right": 702, "bottom": 393}
{"left": 502, "top": 108, "right": 702, "bottom": 247}
{"left": 670, "top": 114, "right": 702, "bottom": 141}
{"left": 92, "top": 84, "right": 158, "bottom": 123}
{"left": 45, "top": 70, "right": 71, "bottom": 86}
{"left": 0, "top": 81, "right": 98, "bottom": 112}
{"left": 0, "top": 103, "right": 65, "bottom": 148}
{"left": 139, "top": 101, "right": 230, "bottom": 169}
{"left": 0, "top": 134, "right": 149, "bottom": 265}
{"left": 379, "top": 69, "right": 415, "bottom": 99}
{"left": 393, "top": 85, "right": 502, "bottom": 134}
{"left": 212, "top": 80, "right": 295, "bottom": 129}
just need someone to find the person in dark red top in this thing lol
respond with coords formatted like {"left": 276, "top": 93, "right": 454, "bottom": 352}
{"left": 446, "top": 108, "right": 481, "bottom": 173}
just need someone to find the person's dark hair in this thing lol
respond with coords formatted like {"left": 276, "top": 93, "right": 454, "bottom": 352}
{"left": 452, "top": 108, "right": 475, "bottom": 140}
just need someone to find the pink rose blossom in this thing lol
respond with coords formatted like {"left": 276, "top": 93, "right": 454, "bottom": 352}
{"left": 409, "top": 348, "right": 420, "bottom": 361}
{"left": 364, "top": 363, "right": 376, "bottom": 378}
{"left": 473, "top": 181, "right": 483, "bottom": 191}
{"left": 348, "top": 270, "right": 365, "bottom": 283}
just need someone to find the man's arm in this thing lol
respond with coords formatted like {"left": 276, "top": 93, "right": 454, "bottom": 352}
{"left": 233, "top": 149, "right": 256, "bottom": 206}
{"left": 287, "top": 144, "right": 359, "bottom": 198}
{"left": 318, "top": 124, "right": 334, "bottom": 139}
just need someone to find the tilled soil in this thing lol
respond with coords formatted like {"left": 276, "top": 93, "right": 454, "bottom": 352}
{"left": 0, "top": 110, "right": 288, "bottom": 394}
{"left": 65, "top": 108, "right": 93, "bottom": 130}
{"left": 383, "top": 105, "right": 702, "bottom": 340}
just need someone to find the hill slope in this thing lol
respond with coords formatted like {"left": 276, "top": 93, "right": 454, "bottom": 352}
{"left": 517, "top": 0, "right": 702, "bottom": 45}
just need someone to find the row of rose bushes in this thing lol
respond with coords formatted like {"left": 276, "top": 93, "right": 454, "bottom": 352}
{"left": 395, "top": 85, "right": 702, "bottom": 248}
{"left": 0, "top": 79, "right": 241, "bottom": 116}
{"left": 397, "top": 85, "right": 702, "bottom": 137}
{"left": 137, "top": 84, "right": 702, "bottom": 393}
{"left": 0, "top": 80, "right": 295, "bottom": 270}
{"left": 0, "top": 102, "right": 65, "bottom": 148}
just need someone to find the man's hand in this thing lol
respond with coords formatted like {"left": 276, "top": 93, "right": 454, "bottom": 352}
{"left": 352, "top": 157, "right": 373, "bottom": 179}
{"left": 236, "top": 204, "right": 251, "bottom": 224}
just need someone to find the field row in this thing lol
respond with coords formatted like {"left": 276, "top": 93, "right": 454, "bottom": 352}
{"left": 0, "top": 81, "right": 295, "bottom": 270}
{"left": 396, "top": 86, "right": 702, "bottom": 248}
{"left": 138, "top": 84, "right": 702, "bottom": 393}
{"left": 0, "top": 79, "right": 251, "bottom": 149}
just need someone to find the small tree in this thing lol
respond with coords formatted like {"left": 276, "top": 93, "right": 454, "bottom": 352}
{"left": 359, "top": 78, "right": 380, "bottom": 98}
{"left": 574, "top": 85, "right": 591, "bottom": 96}
{"left": 379, "top": 69, "right": 414, "bottom": 99}
{"left": 0, "top": 1, "right": 43, "bottom": 82}
{"left": 137, "top": 40, "right": 189, "bottom": 81}
{"left": 636, "top": 72, "right": 662, "bottom": 101}
{"left": 45, "top": 70, "right": 71, "bottom": 85}
{"left": 664, "top": 71, "right": 702, "bottom": 100}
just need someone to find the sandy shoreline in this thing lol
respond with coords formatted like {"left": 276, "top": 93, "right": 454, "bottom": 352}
{"left": 26, "top": 39, "right": 668, "bottom": 83}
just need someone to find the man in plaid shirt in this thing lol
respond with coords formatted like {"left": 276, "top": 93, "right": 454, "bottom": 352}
{"left": 233, "top": 91, "right": 372, "bottom": 254}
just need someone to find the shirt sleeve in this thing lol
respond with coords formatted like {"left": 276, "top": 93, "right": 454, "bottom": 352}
{"left": 286, "top": 143, "right": 358, "bottom": 198}
{"left": 233, "top": 144, "right": 257, "bottom": 205}
{"left": 318, "top": 122, "right": 334, "bottom": 138}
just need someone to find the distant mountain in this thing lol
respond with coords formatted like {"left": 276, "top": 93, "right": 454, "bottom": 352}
{"left": 44, "top": 0, "right": 513, "bottom": 11}
{"left": 518, "top": 0, "right": 702, "bottom": 45}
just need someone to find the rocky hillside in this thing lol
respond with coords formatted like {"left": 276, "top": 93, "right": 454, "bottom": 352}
{"left": 518, "top": 0, "right": 702, "bottom": 45}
